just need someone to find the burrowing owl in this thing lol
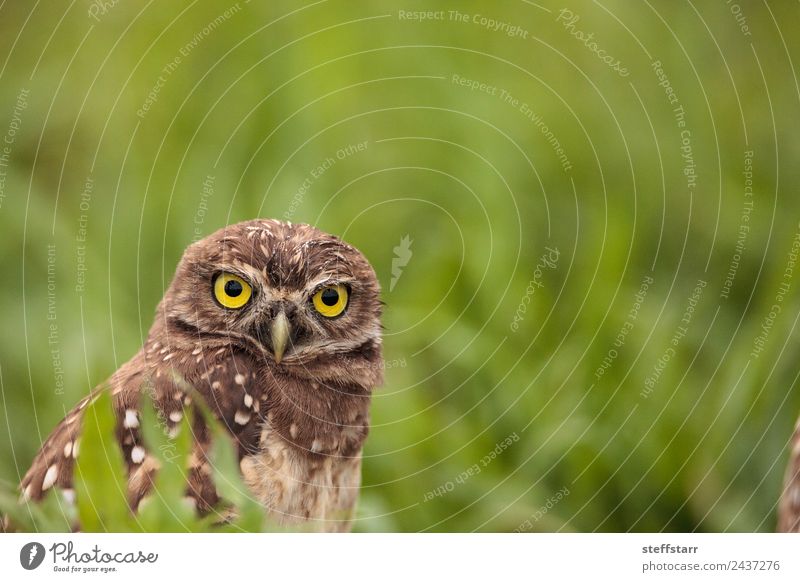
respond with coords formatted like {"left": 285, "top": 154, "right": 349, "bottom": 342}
{"left": 20, "top": 219, "right": 383, "bottom": 531}
{"left": 779, "top": 420, "right": 800, "bottom": 532}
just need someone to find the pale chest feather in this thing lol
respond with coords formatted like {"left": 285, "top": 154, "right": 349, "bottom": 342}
{"left": 240, "top": 425, "right": 363, "bottom": 532}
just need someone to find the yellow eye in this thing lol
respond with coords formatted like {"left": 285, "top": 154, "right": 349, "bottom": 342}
{"left": 312, "top": 284, "right": 349, "bottom": 318}
{"left": 213, "top": 273, "right": 252, "bottom": 309}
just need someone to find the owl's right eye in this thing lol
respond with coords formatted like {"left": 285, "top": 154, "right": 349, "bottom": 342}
{"left": 213, "top": 273, "right": 252, "bottom": 309}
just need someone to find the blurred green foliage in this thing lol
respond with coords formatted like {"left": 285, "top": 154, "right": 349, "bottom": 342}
{"left": 1, "top": 1, "right": 800, "bottom": 532}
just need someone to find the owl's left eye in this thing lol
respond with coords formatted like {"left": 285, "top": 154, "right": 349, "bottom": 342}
{"left": 213, "top": 273, "right": 252, "bottom": 309}
{"left": 312, "top": 284, "right": 349, "bottom": 318}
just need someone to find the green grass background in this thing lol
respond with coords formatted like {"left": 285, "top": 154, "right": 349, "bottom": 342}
{"left": 1, "top": 0, "right": 799, "bottom": 532}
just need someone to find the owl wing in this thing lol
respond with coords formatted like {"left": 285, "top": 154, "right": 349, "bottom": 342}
{"left": 20, "top": 343, "right": 267, "bottom": 514}
{"left": 18, "top": 391, "right": 87, "bottom": 504}
{"left": 779, "top": 419, "right": 800, "bottom": 532}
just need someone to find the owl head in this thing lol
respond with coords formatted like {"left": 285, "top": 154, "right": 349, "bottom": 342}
{"left": 157, "top": 219, "right": 383, "bottom": 388}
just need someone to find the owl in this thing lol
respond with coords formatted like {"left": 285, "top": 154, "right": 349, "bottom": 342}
{"left": 19, "top": 219, "right": 383, "bottom": 532}
{"left": 779, "top": 419, "right": 800, "bottom": 532}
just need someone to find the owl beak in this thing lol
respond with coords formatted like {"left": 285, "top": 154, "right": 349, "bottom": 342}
{"left": 270, "top": 311, "right": 290, "bottom": 363}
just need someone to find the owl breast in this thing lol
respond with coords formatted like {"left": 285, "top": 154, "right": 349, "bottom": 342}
{"left": 240, "top": 424, "right": 363, "bottom": 532}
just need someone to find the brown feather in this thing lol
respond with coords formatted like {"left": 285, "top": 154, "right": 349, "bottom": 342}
{"left": 779, "top": 418, "right": 800, "bottom": 532}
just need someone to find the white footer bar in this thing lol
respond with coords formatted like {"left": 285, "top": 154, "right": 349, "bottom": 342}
{"left": 1, "top": 534, "right": 797, "bottom": 581}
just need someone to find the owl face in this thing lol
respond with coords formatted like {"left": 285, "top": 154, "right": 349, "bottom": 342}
{"left": 161, "top": 220, "right": 382, "bottom": 372}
